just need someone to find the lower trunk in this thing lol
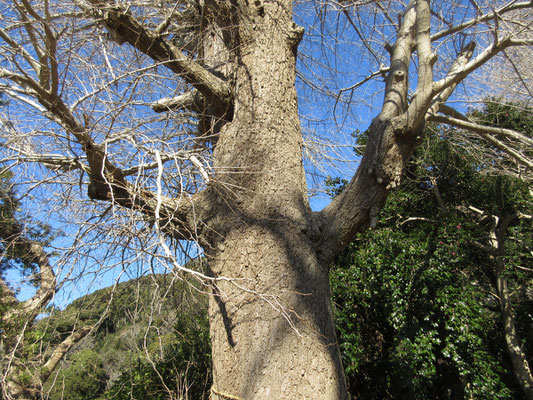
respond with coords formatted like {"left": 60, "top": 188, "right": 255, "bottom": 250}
{"left": 208, "top": 223, "right": 348, "bottom": 399}
{"left": 496, "top": 266, "right": 533, "bottom": 400}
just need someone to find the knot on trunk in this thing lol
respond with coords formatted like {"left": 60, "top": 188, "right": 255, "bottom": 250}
{"left": 287, "top": 23, "right": 305, "bottom": 54}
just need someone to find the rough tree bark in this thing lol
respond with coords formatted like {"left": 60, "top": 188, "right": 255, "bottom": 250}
{"left": 1, "top": 0, "right": 533, "bottom": 398}
{"left": 204, "top": 2, "right": 347, "bottom": 397}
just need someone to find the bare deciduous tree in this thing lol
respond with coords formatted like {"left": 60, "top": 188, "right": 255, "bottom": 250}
{"left": 1, "top": 0, "right": 532, "bottom": 398}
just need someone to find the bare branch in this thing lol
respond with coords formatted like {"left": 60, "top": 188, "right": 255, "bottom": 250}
{"left": 406, "top": 0, "right": 434, "bottom": 129}
{"left": 432, "top": 36, "right": 528, "bottom": 96}
{"left": 8, "top": 86, "right": 208, "bottom": 240}
{"left": 0, "top": 68, "right": 43, "bottom": 95}
{"left": 0, "top": 27, "right": 41, "bottom": 74}
{"left": 0, "top": 83, "right": 47, "bottom": 112}
{"left": 37, "top": 326, "right": 92, "bottom": 384}
{"left": 438, "top": 104, "right": 469, "bottom": 121}
{"left": 88, "top": 3, "right": 232, "bottom": 109}
{"left": 380, "top": 0, "right": 418, "bottom": 118}
{"left": 0, "top": 233, "right": 57, "bottom": 325}
{"left": 334, "top": 65, "right": 389, "bottom": 125}
{"left": 430, "top": 1, "right": 533, "bottom": 42}
{"left": 430, "top": 113, "right": 533, "bottom": 148}
{"left": 318, "top": 1, "right": 421, "bottom": 264}
{"left": 470, "top": 239, "right": 496, "bottom": 255}
{"left": 399, "top": 216, "right": 438, "bottom": 226}
{"left": 151, "top": 90, "right": 206, "bottom": 114}
{"left": 428, "top": 113, "right": 533, "bottom": 169}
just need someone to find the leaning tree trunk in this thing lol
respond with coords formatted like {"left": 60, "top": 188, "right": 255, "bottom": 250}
{"left": 496, "top": 266, "right": 533, "bottom": 400}
{"left": 204, "top": 2, "right": 348, "bottom": 399}
{"left": 490, "top": 216, "right": 533, "bottom": 400}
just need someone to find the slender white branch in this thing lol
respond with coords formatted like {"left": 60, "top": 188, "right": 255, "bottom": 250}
{"left": 189, "top": 155, "right": 210, "bottom": 184}
{"left": 0, "top": 84, "right": 47, "bottom": 112}
{"left": 432, "top": 36, "right": 519, "bottom": 96}
{"left": 431, "top": 1, "right": 533, "bottom": 42}
{"left": 151, "top": 91, "right": 205, "bottom": 113}
{"left": 429, "top": 114, "right": 533, "bottom": 169}
{"left": 433, "top": 113, "right": 533, "bottom": 147}
{"left": 38, "top": 326, "right": 92, "bottom": 383}
{"left": 427, "top": 42, "right": 476, "bottom": 116}
{"left": 0, "top": 27, "right": 41, "bottom": 74}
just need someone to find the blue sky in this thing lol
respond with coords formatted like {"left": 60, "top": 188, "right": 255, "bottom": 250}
{"left": 2, "top": 0, "right": 504, "bottom": 307}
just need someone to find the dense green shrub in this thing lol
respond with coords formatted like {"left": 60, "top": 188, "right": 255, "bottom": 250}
{"left": 102, "top": 311, "right": 211, "bottom": 400}
{"left": 330, "top": 100, "right": 532, "bottom": 399}
{"left": 41, "top": 273, "right": 212, "bottom": 400}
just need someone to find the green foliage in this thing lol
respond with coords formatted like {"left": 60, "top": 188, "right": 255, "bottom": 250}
{"left": 352, "top": 129, "right": 367, "bottom": 157}
{"left": 331, "top": 225, "right": 512, "bottom": 399}
{"left": 330, "top": 100, "right": 532, "bottom": 399}
{"left": 471, "top": 100, "right": 533, "bottom": 137}
{"left": 41, "top": 273, "right": 212, "bottom": 400}
{"left": 103, "top": 311, "right": 211, "bottom": 400}
{"left": 46, "top": 349, "right": 108, "bottom": 400}
{"left": 324, "top": 176, "right": 348, "bottom": 198}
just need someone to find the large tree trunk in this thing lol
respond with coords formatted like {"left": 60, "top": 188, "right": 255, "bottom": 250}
{"left": 208, "top": 227, "right": 347, "bottom": 399}
{"left": 205, "top": 2, "right": 348, "bottom": 398}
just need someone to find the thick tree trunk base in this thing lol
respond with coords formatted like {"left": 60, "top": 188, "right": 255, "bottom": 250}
{"left": 208, "top": 225, "right": 348, "bottom": 399}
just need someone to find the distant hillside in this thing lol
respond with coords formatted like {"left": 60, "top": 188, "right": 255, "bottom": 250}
{"left": 38, "top": 272, "right": 211, "bottom": 400}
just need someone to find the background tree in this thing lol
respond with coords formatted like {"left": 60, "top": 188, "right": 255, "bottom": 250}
{"left": 40, "top": 273, "right": 211, "bottom": 400}
{"left": 0, "top": 0, "right": 532, "bottom": 398}
{"left": 0, "top": 173, "right": 92, "bottom": 399}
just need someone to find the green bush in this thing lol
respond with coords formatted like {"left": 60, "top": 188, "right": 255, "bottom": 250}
{"left": 329, "top": 100, "right": 532, "bottom": 399}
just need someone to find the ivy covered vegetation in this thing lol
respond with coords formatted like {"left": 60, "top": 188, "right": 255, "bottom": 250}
{"left": 330, "top": 100, "right": 532, "bottom": 399}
